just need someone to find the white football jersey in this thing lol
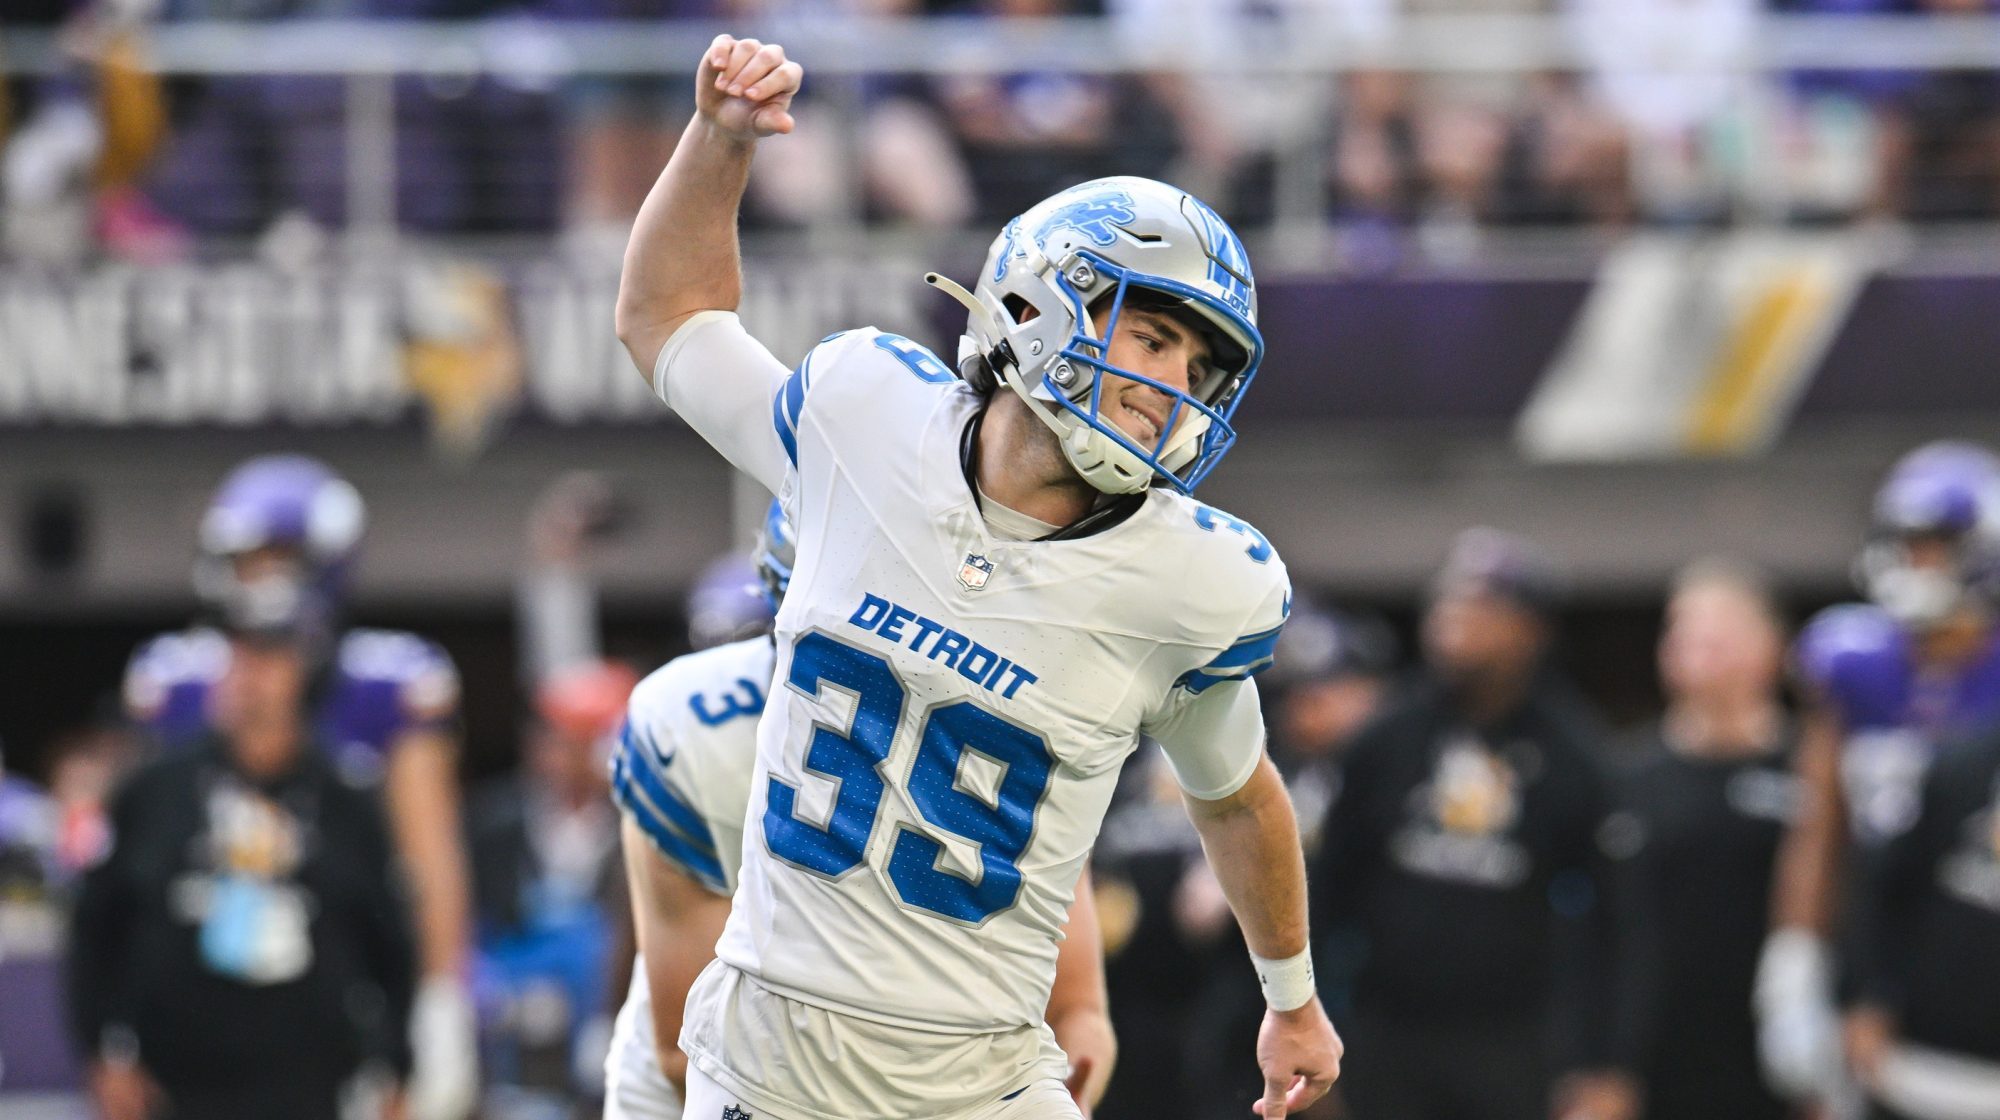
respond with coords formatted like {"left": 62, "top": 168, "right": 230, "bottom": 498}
{"left": 606, "top": 636, "right": 778, "bottom": 1120}
{"left": 612, "top": 636, "right": 778, "bottom": 896}
{"left": 656, "top": 318, "right": 1291, "bottom": 1037}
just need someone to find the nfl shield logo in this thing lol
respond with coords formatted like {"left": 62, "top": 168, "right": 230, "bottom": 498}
{"left": 722, "top": 1106, "right": 753, "bottom": 1120}
{"left": 957, "top": 553, "right": 995, "bottom": 591}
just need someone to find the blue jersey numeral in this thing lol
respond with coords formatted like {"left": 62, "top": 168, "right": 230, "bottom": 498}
{"left": 689, "top": 677, "right": 767, "bottom": 727}
{"left": 765, "top": 632, "right": 903, "bottom": 877}
{"left": 873, "top": 334, "right": 958, "bottom": 384}
{"left": 1194, "top": 506, "right": 1273, "bottom": 563}
{"left": 764, "top": 632, "right": 1055, "bottom": 923}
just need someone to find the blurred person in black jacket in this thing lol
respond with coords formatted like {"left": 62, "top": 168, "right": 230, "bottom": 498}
{"left": 1606, "top": 560, "right": 1798, "bottom": 1120}
{"left": 67, "top": 621, "right": 415, "bottom": 1120}
{"left": 1843, "top": 726, "right": 2000, "bottom": 1120}
{"left": 1311, "top": 528, "right": 1637, "bottom": 1120}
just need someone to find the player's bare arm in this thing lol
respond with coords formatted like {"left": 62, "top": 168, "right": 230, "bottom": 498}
{"left": 1045, "top": 866, "right": 1117, "bottom": 1116}
{"left": 1183, "top": 754, "right": 1343, "bottom": 1119}
{"left": 615, "top": 34, "right": 801, "bottom": 376}
{"left": 1754, "top": 700, "right": 1848, "bottom": 1098}
{"left": 623, "top": 816, "right": 733, "bottom": 1093}
{"left": 1768, "top": 703, "right": 1847, "bottom": 936}
{"left": 385, "top": 729, "right": 474, "bottom": 978}
{"left": 385, "top": 729, "right": 480, "bottom": 1120}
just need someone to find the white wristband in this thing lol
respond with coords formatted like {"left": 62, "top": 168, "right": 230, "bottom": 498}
{"left": 1251, "top": 949, "right": 1316, "bottom": 1012}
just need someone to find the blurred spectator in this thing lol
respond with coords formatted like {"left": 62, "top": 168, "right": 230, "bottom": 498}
{"left": 468, "top": 470, "right": 635, "bottom": 1117}
{"left": 545, "top": 0, "right": 709, "bottom": 256}
{"left": 1310, "top": 528, "right": 1636, "bottom": 1120}
{"left": 1567, "top": 0, "right": 1754, "bottom": 225}
{"left": 1104, "top": 0, "right": 1347, "bottom": 224}
{"left": 467, "top": 659, "right": 632, "bottom": 1120}
{"left": 143, "top": 0, "right": 560, "bottom": 239}
{"left": 936, "top": 0, "right": 1151, "bottom": 224}
{"left": 68, "top": 626, "right": 416, "bottom": 1120}
{"left": 2, "top": 1, "right": 185, "bottom": 264}
{"left": 43, "top": 718, "right": 138, "bottom": 881}
{"left": 1844, "top": 722, "right": 2000, "bottom": 1120}
{"left": 1607, "top": 560, "right": 1796, "bottom": 1120}
{"left": 517, "top": 471, "right": 627, "bottom": 686}
{"left": 0, "top": 737, "right": 58, "bottom": 901}
{"left": 1767, "top": 0, "right": 2000, "bottom": 223}
{"left": 1267, "top": 598, "right": 1400, "bottom": 849}
{"left": 733, "top": 0, "right": 977, "bottom": 230}
{"left": 1330, "top": 0, "right": 1633, "bottom": 261}
{"left": 1892, "top": 0, "right": 2000, "bottom": 222}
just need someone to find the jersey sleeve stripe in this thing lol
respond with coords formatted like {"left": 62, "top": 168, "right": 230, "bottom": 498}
{"left": 1204, "top": 624, "right": 1283, "bottom": 669}
{"left": 614, "top": 722, "right": 721, "bottom": 854}
{"left": 772, "top": 386, "right": 800, "bottom": 466}
{"left": 611, "top": 755, "right": 729, "bottom": 891}
{"left": 768, "top": 349, "right": 818, "bottom": 468}
{"left": 1176, "top": 623, "right": 1285, "bottom": 694}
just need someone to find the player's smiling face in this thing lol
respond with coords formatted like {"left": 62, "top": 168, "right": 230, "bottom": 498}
{"left": 1088, "top": 301, "right": 1214, "bottom": 450}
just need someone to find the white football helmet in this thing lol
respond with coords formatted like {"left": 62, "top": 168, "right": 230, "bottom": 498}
{"left": 927, "top": 176, "right": 1263, "bottom": 495}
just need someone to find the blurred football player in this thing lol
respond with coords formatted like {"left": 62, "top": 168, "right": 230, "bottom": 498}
{"left": 603, "top": 500, "right": 1117, "bottom": 1120}
{"left": 72, "top": 592, "right": 416, "bottom": 1120}
{"left": 1760, "top": 442, "right": 2000, "bottom": 1106}
{"left": 613, "top": 36, "right": 1340, "bottom": 1120}
{"left": 122, "top": 455, "right": 480, "bottom": 1120}
{"left": 1843, "top": 715, "right": 2000, "bottom": 1120}
{"left": 684, "top": 551, "right": 775, "bottom": 652}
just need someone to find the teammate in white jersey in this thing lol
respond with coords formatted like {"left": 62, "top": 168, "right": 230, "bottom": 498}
{"left": 613, "top": 35, "right": 1342, "bottom": 1120}
{"left": 603, "top": 503, "right": 1116, "bottom": 1120}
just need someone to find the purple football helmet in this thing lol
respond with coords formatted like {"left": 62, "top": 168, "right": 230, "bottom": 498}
{"left": 193, "top": 455, "right": 365, "bottom": 646}
{"left": 686, "top": 552, "right": 775, "bottom": 651}
{"left": 1857, "top": 441, "right": 2000, "bottom": 627}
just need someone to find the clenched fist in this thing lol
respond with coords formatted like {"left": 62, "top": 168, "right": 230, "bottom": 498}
{"left": 696, "top": 34, "right": 803, "bottom": 142}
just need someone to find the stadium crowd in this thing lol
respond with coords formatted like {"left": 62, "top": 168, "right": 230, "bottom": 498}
{"left": 3, "top": 0, "right": 2000, "bottom": 265}
{"left": 2, "top": 441, "right": 1999, "bottom": 1120}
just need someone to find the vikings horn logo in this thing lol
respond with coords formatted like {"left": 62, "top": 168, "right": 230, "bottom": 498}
{"left": 993, "top": 191, "right": 1140, "bottom": 282}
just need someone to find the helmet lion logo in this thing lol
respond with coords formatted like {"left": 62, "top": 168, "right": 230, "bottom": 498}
{"left": 993, "top": 192, "right": 1139, "bottom": 281}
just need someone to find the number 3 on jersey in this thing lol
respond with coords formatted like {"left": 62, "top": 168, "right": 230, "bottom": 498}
{"left": 764, "top": 631, "right": 1054, "bottom": 924}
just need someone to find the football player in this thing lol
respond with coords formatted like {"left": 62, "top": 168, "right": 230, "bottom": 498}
{"left": 612, "top": 35, "right": 1341, "bottom": 1120}
{"left": 603, "top": 501, "right": 1117, "bottom": 1120}
{"left": 1759, "top": 442, "right": 2000, "bottom": 1104}
{"left": 123, "top": 455, "right": 480, "bottom": 1120}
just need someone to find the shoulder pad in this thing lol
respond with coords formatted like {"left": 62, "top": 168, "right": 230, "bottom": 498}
{"left": 1795, "top": 604, "right": 1911, "bottom": 722}
{"left": 774, "top": 327, "right": 967, "bottom": 470}
{"left": 609, "top": 639, "right": 770, "bottom": 894}
{"left": 1161, "top": 500, "right": 1292, "bottom": 692}
{"left": 336, "top": 629, "right": 460, "bottom": 722}
{"left": 124, "top": 629, "right": 229, "bottom": 726}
